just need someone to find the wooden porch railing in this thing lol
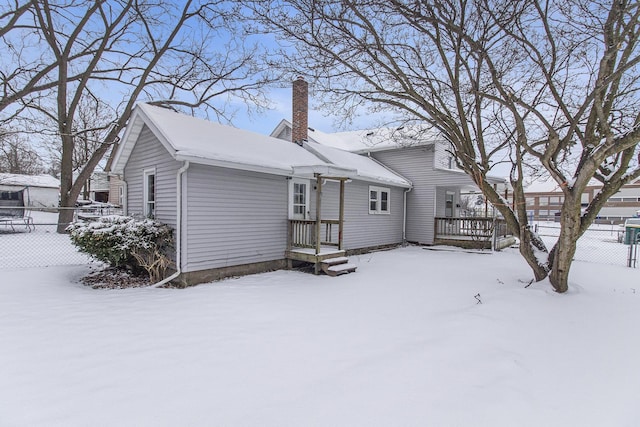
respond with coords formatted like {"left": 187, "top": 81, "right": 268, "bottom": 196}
{"left": 288, "top": 219, "right": 340, "bottom": 250}
{"left": 435, "top": 217, "right": 506, "bottom": 240}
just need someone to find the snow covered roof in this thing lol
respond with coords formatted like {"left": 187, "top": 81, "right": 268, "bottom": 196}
{"left": 111, "top": 103, "right": 411, "bottom": 187}
{"left": 272, "top": 119, "right": 443, "bottom": 153}
{"left": 304, "top": 141, "right": 411, "bottom": 187}
{"left": 0, "top": 173, "right": 59, "bottom": 189}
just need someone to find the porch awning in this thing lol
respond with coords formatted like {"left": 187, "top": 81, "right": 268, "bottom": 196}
{"left": 291, "top": 164, "right": 357, "bottom": 179}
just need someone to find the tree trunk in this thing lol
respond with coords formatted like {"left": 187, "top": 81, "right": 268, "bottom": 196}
{"left": 56, "top": 197, "right": 75, "bottom": 233}
{"left": 57, "top": 130, "right": 75, "bottom": 233}
{"left": 518, "top": 225, "right": 549, "bottom": 281}
{"left": 548, "top": 209, "right": 581, "bottom": 293}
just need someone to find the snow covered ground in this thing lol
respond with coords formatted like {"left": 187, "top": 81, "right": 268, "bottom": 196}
{"left": 1, "top": 244, "right": 639, "bottom": 426}
{"left": 0, "top": 211, "right": 91, "bottom": 268}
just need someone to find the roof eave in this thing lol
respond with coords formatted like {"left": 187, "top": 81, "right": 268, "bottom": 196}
{"left": 175, "top": 153, "right": 293, "bottom": 177}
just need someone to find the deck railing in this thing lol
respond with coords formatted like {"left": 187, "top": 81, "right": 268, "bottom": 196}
{"left": 288, "top": 219, "right": 340, "bottom": 249}
{"left": 435, "top": 217, "right": 510, "bottom": 241}
{"left": 435, "top": 217, "right": 494, "bottom": 239}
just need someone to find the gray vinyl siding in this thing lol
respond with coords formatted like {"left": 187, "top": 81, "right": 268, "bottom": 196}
{"left": 182, "top": 164, "right": 288, "bottom": 272}
{"left": 123, "top": 125, "right": 181, "bottom": 228}
{"left": 309, "top": 179, "right": 404, "bottom": 249}
{"left": 372, "top": 145, "right": 479, "bottom": 244}
{"left": 372, "top": 146, "right": 436, "bottom": 244}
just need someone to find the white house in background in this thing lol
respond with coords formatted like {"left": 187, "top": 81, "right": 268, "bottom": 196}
{"left": 109, "top": 102, "right": 411, "bottom": 285}
{"left": 0, "top": 173, "right": 59, "bottom": 207}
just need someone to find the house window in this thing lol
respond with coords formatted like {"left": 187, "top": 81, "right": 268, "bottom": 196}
{"left": 118, "top": 185, "right": 124, "bottom": 207}
{"left": 289, "top": 178, "right": 309, "bottom": 219}
{"left": 143, "top": 168, "right": 156, "bottom": 218}
{"left": 369, "top": 186, "right": 390, "bottom": 214}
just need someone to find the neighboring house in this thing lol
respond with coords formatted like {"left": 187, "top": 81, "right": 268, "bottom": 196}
{"left": 108, "top": 174, "right": 124, "bottom": 207}
{"left": 271, "top": 82, "right": 510, "bottom": 248}
{"left": 87, "top": 172, "right": 110, "bottom": 203}
{"left": 524, "top": 177, "right": 640, "bottom": 223}
{"left": 0, "top": 173, "right": 59, "bottom": 208}
{"left": 75, "top": 171, "right": 110, "bottom": 203}
{"left": 110, "top": 102, "right": 411, "bottom": 286}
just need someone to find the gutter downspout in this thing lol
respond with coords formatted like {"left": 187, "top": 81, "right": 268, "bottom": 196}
{"left": 403, "top": 186, "right": 413, "bottom": 245}
{"left": 152, "top": 161, "right": 190, "bottom": 288}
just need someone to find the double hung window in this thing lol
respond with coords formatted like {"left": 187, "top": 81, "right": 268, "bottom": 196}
{"left": 369, "top": 186, "right": 390, "bottom": 214}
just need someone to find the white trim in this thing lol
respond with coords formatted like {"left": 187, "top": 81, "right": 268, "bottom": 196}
{"left": 175, "top": 153, "right": 293, "bottom": 177}
{"left": 369, "top": 185, "right": 391, "bottom": 215}
{"left": 289, "top": 177, "right": 310, "bottom": 219}
{"left": 143, "top": 167, "right": 156, "bottom": 218}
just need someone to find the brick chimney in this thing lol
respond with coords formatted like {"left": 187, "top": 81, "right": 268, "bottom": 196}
{"left": 292, "top": 76, "right": 308, "bottom": 145}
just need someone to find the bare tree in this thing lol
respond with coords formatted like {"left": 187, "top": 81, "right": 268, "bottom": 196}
{"left": 249, "top": 0, "right": 640, "bottom": 292}
{"left": 0, "top": 129, "right": 46, "bottom": 175}
{"left": 1, "top": 0, "right": 275, "bottom": 232}
{"left": 44, "top": 95, "right": 114, "bottom": 199}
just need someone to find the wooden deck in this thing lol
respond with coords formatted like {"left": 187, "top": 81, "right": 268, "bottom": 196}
{"left": 286, "top": 246, "right": 345, "bottom": 263}
{"left": 434, "top": 217, "right": 513, "bottom": 250}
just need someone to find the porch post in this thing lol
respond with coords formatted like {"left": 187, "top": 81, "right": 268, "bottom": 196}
{"left": 315, "top": 173, "right": 322, "bottom": 256}
{"left": 338, "top": 179, "right": 345, "bottom": 250}
{"left": 313, "top": 174, "right": 323, "bottom": 275}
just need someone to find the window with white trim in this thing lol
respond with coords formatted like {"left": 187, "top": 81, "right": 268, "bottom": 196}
{"left": 143, "top": 168, "right": 156, "bottom": 218}
{"left": 369, "top": 186, "right": 390, "bottom": 214}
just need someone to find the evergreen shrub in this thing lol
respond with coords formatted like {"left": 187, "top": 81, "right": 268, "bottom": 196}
{"left": 68, "top": 215, "right": 173, "bottom": 279}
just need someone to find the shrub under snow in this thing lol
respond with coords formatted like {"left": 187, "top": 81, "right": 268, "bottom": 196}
{"left": 67, "top": 215, "right": 173, "bottom": 280}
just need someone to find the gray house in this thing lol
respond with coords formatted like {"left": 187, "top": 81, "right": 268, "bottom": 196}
{"left": 110, "top": 102, "right": 411, "bottom": 285}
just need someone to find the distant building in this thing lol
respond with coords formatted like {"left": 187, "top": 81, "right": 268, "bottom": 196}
{"left": 0, "top": 173, "right": 60, "bottom": 208}
{"left": 524, "top": 177, "right": 640, "bottom": 223}
{"left": 88, "top": 172, "right": 110, "bottom": 203}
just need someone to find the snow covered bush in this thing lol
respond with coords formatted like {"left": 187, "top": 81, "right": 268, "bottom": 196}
{"left": 67, "top": 215, "right": 173, "bottom": 280}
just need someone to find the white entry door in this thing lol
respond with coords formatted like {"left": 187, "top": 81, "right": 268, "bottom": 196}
{"left": 289, "top": 178, "right": 310, "bottom": 219}
{"left": 445, "top": 190, "right": 455, "bottom": 217}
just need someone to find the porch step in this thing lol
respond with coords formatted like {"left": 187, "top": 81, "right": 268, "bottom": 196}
{"left": 321, "top": 256, "right": 349, "bottom": 266}
{"left": 321, "top": 259, "right": 357, "bottom": 277}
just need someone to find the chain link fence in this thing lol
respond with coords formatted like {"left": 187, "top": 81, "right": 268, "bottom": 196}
{"left": 0, "top": 206, "right": 122, "bottom": 269}
{"left": 534, "top": 221, "right": 638, "bottom": 268}
{"left": 1, "top": 206, "right": 638, "bottom": 271}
